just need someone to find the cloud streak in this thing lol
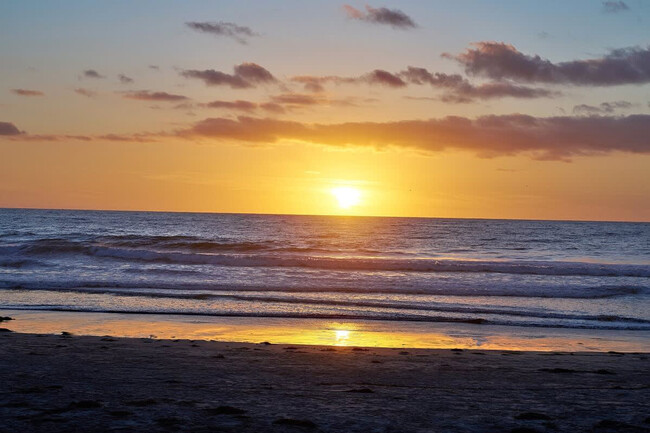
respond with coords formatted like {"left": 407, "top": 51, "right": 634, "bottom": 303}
{"left": 447, "top": 42, "right": 650, "bottom": 86}
{"left": 203, "top": 100, "right": 258, "bottom": 112}
{"left": 179, "top": 114, "right": 650, "bottom": 160}
{"left": 122, "top": 90, "right": 189, "bottom": 102}
{"left": 11, "top": 89, "right": 44, "bottom": 97}
{"left": 74, "top": 88, "right": 97, "bottom": 98}
{"left": 181, "top": 63, "right": 276, "bottom": 89}
{"left": 602, "top": 1, "right": 629, "bottom": 13}
{"left": 186, "top": 21, "right": 258, "bottom": 44}
{"left": 292, "top": 67, "right": 555, "bottom": 102}
{"left": 573, "top": 101, "right": 633, "bottom": 115}
{"left": 343, "top": 5, "right": 417, "bottom": 29}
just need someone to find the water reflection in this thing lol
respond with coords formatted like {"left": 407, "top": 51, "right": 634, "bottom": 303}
{"left": 3, "top": 310, "right": 648, "bottom": 352}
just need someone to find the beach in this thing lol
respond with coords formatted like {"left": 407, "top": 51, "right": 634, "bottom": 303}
{"left": 1, "top": 330, "right": 649, "bottom": 433}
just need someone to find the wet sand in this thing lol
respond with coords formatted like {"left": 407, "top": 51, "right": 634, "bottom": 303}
{"left": 1, "top": 330, "right": 649, "bottom": 433}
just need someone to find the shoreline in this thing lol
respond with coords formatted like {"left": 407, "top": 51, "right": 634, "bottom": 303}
{"left": 2, "top": 309, "right": 649, "bottom": 352}
{"left": 1, "top": 331, "right": 648, "bottom": 432}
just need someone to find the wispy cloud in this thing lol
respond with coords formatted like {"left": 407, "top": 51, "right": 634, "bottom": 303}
{"left": 178, "top": 114, "right": 650, "bottom": 160}
{"left": 446, "top": 42, "right": 650, "bottom": 86}
{"left": 573, "top": 101, "right": 634, "bottom": 115}
{"left": 11, "top": 89, "right": 44, "bottom": 97}
{"left": 121, "top": 90, "right": 189, "bottom": 102}
{"left": 602, "top": 1, "right": 629, "bottom": 13}
{"left": 83, "top": 69, "right": 105, "bottom": 79}
{"left": 118, "top": 74, "right": 134, "bottom": 84}
{"left": 181, "top": 63, "right": 277, "bottom": 88}
{"left": 74, "top": 88, "right": 97, "bottom": 98}
{"left": 203, "top": 100, "right": 258, "bottom": 112}
{"left": 343, "top": 5, "right": 417, "bottom": 29}
{"left": 186, "top": 21, "right": 258, "bottom": 44}
{"left": 291, "top": 66, "right": 555, "bottom": 102}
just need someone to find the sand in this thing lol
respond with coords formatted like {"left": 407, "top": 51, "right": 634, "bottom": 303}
{"left": 1, "top": 331, "right": 649, "bottom": 433}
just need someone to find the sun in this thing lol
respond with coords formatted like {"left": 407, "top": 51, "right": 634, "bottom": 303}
{"left": 331, "top": 187, "right": 361, "bottom": 209}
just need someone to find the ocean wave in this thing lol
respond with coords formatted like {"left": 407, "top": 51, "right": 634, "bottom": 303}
{"left": 0, "top": 280, "right": 645, "bottom": 299}
{"left": 87, "top": 247, "right": 650, "bottom": 277}
{"left": 4, "top": 238, "right": 649, "bottom": 277}
{"left": 13, "top": 287, "right": 650, "bottom": 325}
{"left": 4, "top": 305, "right": 649, "bottom": 330}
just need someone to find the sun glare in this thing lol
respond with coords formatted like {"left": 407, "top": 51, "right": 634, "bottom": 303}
{"left": 331, "top": 187, "right": 361, "bottom": 209}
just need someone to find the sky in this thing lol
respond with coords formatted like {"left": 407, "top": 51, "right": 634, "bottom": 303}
{"left": 1, "top": 0, "right": 649, "bottom": 221}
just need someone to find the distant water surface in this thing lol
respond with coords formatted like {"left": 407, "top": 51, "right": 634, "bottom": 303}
{"left": 0, "top": 209, "right": 649, "bottom": 332}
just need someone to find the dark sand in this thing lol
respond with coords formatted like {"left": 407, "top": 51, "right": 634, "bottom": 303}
{"left": 1, "top": 331, "right": 649, "bottom": 433}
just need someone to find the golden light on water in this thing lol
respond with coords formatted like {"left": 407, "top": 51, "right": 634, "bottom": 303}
{"left": 334, "top": 329, "right": 351, "bottom": 346}
{"left": 331, "top": 187, "right": 361, "bottom": 209}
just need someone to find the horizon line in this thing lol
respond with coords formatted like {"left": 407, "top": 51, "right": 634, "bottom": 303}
{"left": 0, "top": 206, "right": 647, "bottom": 224}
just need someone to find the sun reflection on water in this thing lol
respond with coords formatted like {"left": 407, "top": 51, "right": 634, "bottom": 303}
{"left": 334, "top": 329, "right": 351, "bottom": 346}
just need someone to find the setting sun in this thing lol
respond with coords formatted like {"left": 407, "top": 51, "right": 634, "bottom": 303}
{"left": 331, "top": 187, "right": 361, "bottom": 209}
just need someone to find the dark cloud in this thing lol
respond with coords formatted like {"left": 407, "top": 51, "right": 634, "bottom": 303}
{"left": 204, "top": 100, "right": 258, "bottom": 112}
{"left": 399, "top": 66, "right": 557, "bottom": 102}
{"left": 343, "top": 5, "right": 416, "bottom": 29}
{"left": 0, "top": 122, "right": 22, "bottom": 135}
{"left": 122, "top": 91, "right": 189, "bottom": 102}
{"left": 602, "top": 1, "right": 629, "bottom": 13}
{"left": 96, "top": 134, "right": 156, "bottom": 142}
{"left": 83, "top": 69, "right": 105, "bottom": 79}
{"left": 446, "top": 42, "right": 650, "bottom": 86}
{"left": 260, "top": 102, "right": 286, "bottom": 113}
{"left": 186, "top": 21, "right": 258, "bottom": 44}
{"left": 74, "top": 88, "right": 97, "bottom": 98}
{"left": 179, "top": 114, "right": 650, "bottom": 160}
{"left": 290, "top": 66, "right": 553, "bottom": 101}
{"left": 573, "top": 101, "right": 634, "bottom": 115}
{"left": 11, "top": 89, "right": 44, "bottom": 96}
{"left": 118, "top": 74, "right": 134, "bottom": 84}
{"left": 149, "top": 65, "right": 160, "bottom": 71}
{"left": 181, "top": 63, "right": 276, "bottom": 89}
{"left": 233, "top": 63, "right": 276, "bottom": 84}
{"left": 290, "top": 70, "right": 405, "bottom": 91}
{"left": 364, "top": 69, "right": 407, "bottom": 87}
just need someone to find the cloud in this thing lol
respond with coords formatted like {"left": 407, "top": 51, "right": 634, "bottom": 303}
{"left": 399, "top": 66, "right": 557, "bottom": 102}
{"left": 122, "top": 91, "right": 189, "bottom": 102}
{"left": 11, "top": 89, "right": 44, "bottom": 97}
{"left": 446, "top": 42, "right": 650, "bottom": 86}
{"left": 271, "top": 93, "right": 325, "bottom": 106}
{"left": 118, "top": 74, "right": 134, "bottom": 84}
{"left": 573, "top": 101, "right": 634, "bottom": 115}
{"left": 181, "top": 62, "right": 276, "bottom": 88}
{"left": 343, "top": 5, "right": 417, "bottom": 29}
{"left": 0, "top": 122, "right": 22, "bottom": 135}
{"left": 290, "top": 69, "right": 405, "bottom": 92}
{"left": 260, "top": 102, "right": 286, "bottom": 113}
{"left": 74, "top": 88, "right": 97, "bottom": 98}
{"left": 186, "top": 21, "right": 258, "bottom": 44}
{"left": 364, "top": 69, "right": 407, "bottom": 87}
{"left": 83, "top": 69, "right": 105, "bottom": 79}
{"left": 204, "top": 100, "right": 258, "bottom": 112}
{"left": 602, "top": 1, "right": 629, "bottom": 13}
{"left": 178, "top": 114, "right": 650, "bottom": 160}
{"left": 149, "top": 65, "right": 160, "bottom": 71}
{"left": 291, "top": 66, "right": 555, "bottom": 101}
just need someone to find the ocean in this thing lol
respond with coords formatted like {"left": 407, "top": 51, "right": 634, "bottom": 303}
{"left": 0, "top": 208, "right": 649, "bottom": 334}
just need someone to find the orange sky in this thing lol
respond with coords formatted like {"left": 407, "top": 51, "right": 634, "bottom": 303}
{"left": 1, "top": 1, "right": 649, "bottom": 221}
